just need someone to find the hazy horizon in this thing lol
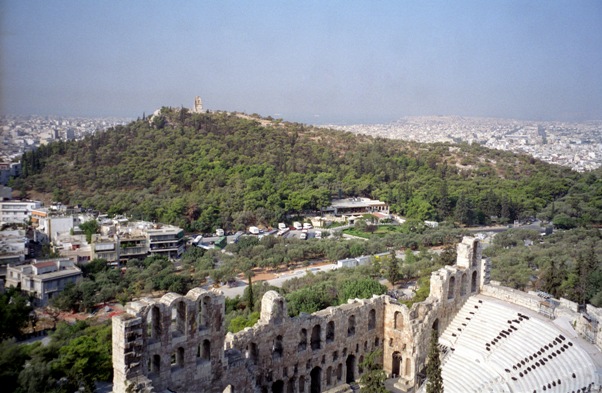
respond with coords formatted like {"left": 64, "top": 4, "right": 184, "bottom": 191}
{"left": 2, "top": 1, "right": 601, "bottom": 124}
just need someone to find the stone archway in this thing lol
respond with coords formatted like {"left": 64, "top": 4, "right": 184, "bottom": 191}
{"left": 272, "top": 380, "right": 284, "bottom": 393}
{"left": 392, "top": 351, "right": 402, "bottom": 377}
{"left": 345, "top": 354, "right": 356, "bottom": 383}
{"left": 310, "top": 367, "right": 322, "bottom": 393}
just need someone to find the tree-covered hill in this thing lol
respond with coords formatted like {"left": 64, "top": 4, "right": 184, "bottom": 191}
{"left": 17, "top": 108, "right": 602, "bottom": 231}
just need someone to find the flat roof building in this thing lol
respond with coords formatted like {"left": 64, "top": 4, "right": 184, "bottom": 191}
{"left": 322, "top": 197, "right": 389, "bottom": 216}
{"left": 5, "top": 258, "right": 82, "bottom": 306}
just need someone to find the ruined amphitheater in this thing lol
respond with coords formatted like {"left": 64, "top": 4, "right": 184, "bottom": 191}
{"left": 112, "top": 237, "right": 602, "bottom": 393}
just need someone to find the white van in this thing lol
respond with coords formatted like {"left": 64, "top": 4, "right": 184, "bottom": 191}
{"left": 278, "top": 223, "right": 287, "bottom": 230}
{"left": 303, "top": 222, "right": 313, "bottom": 230}
{"left": 293, "top": 221, "right": 303, "bottom": 230}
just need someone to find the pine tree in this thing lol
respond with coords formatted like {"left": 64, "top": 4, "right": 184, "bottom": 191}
{"left": 426, "top": 328, "right": 444, "bottom": 393}
{"left": 359, "top": 349, "right": 388, "bottom": 393}
{"left": 386, "top": 250, "right": 401, "bottom": 285}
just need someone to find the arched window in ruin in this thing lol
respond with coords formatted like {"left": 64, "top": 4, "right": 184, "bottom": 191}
{"left": 246, "top": 342, "right": 259, "bottom": 364}
{"left": 172, "top": 347, "right": 184, "bottom": 368}
{"left": 286, "top": 378, "right": 295, "bottom": 393}
{"left": 345, "top": 355, "right": 356, "bottom": 383}
{"left": 391, "top": 351, "right": 402, "bottom": 377}
{"left": 200, "top": 339, "right": 210, "bottom": 361}
{"left": 273, "top": 335, "right": 284, "bottom": 359}
{"left": 298, "top": 376, "right": 305, "bottom": 393}
{"left": 171, "top": 300, "right": 186, "bottom": 337}
{"left": 472, "top": 240, "right": 479, "bottom": 267}
{"left": 326, "top": 321, "right": 335, "bottom": 343}
{"left": 364, "top": 340, "right": 368, "bottom": 351}
{"left": 461, "top": 273, "right": 468, "bottom": 296}
{"left": 432, "top": 319, "right": 439, "bottom": 336}
{"left": 394, "top": 311, "right": 403, "bottom": 330}
{"left": 199, "top": 296, "right": 211, "bottom": 330}
{"left": 151, "top": 354, "right": 161, "bottom": 374}
{"left": 311, "top": 324, "right": 321, "bottom": 350}
{"left": 310, "top": 366, "right": 322, "bottom": 393}
{"left": 368, "top": 309, "right": 376, "bottom": 330}
{"left": 471, "top": 270, "right": 478, "bottom": 293}
{"left": 405, "top": 358, "right": 412, "bottom": 377}
{"left": 336, "top": 363, "right": 343, "bottom": 381}
{"left": 374, "top": 337, "right": 380, "bottom": 348}
{"left": 358, "top": 355, "right": 364, "bottom": 374}
{"left": 298, "top": 328, "right": 307, "bottom": 351}
{"left": 448, "top": 276, "right": 456, "bottom": 299}
{"left": 326, "top": 366, "right": 332, "bottom": 386}
{"left": 347, "top": 315, "right": 356, "bottom": 337}
{"left": 148, "top": 306, "right": 161, "bottom": 340}
{"left": 272, "top": 380, "right": 284, "bottom": 393}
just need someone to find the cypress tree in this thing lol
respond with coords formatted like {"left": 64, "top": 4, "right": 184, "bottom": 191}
{"left": 426, "top": 328, "right": 444, "bottom": 393}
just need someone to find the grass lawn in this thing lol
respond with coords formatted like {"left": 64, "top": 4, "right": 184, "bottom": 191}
{"left": 343, "top": 224, "right": 403, "bottom": 238}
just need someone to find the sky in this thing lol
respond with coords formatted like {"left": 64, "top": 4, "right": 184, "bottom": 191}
{"left": 1, "top": 1, "right": 601, "bottom": 124}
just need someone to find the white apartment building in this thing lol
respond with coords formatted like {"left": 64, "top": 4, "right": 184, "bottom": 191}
{"left": 0, "top": 200, "right": 42, "bottom": 225}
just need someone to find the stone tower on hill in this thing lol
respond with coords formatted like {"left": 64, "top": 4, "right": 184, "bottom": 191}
{"left": 193, "top": 96, "right": 203, "bottom": 113}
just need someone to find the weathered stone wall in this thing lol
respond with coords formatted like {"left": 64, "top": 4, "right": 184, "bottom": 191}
{"left": 112, "top": 236, "right": 489, "bottom": 393}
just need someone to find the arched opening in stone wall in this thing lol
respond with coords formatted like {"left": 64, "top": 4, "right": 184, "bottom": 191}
{"left": 310, "top": 366, "right": 322, "bottom": 393}
{"left": 298, "top": 376, "right": 305, "bottom": 392}
{"left": 472, "top": 240, "right": 479, "bottom": 267}
{"left": 272, "top": 380, "right": 284, "bottom": 393}
{"left": 201, "top": 339, "right": 210, "bottom": 361}
{"left": 432, "top": 319, "right": 439, "bottom": 335}
{"left": 311, "top": 324, "right": 321, "bottom": 350}
{"left": 247, "top": 342, "right": 259, "bottom": 364}
{"left": 336, "top": 363, "right": 343, "bottom": 381}
{"left": 368, "top": 309, "right": 376, "bottom": 330}
{"left": 448, "top": 276, "right": 456, "bottom": 299}
{"left": 394, "top": 311, "right": 403, "bottom": 330}
{"left": 347, "top": 315, "right": 356, "bottom": 336}
{"left": 151, "top": 354, "right": 161, "bottom": 374}
{"left": 326, "top": 321, "right": 335, "bottom": 343}
{"left": 471, "top": 270, "right": 477, "bottom": 293}
{"left": 274, "top": 299, "right": 285, "bottom": 325}
{"left": 391, "top": 351, "right": 401, "bottom": 377}
{"left": 461, "top": 273, "right": 468, "bottom": 296}
{"left": 148, "top": 306, "right": 161, "bottom": 340}
{"left": 171, "top": 347, "right": 184, "bottom": 369}
{"left": 345, "top": 355, "right": 356, "bottom": 383}
{"left": 405, "top": 358, "right": 412, "bottom": 377}
{"left": 358, "top": 355, "right": 364, "bottom": 374}
{"left": 298, "top": 328, "right": 307, "bottom": 351}
{"left": 326, "top": 366, "right": 332, "bottom": 386}
{"left": 199, "top": 296, "right": 211, "bottom": 330}
{"left": 171, "top": 300, "right": 186, "bottom": 337}
{"left": 273, "top": 335, "right": 284, "bottom": 359}
{"left": 287, "top": 378, "right": 295, "bottom": 393}
{"left": 374, "top": 337, "right": 380, "bottom": 348}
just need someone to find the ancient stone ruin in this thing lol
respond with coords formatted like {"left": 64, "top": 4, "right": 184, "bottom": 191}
{"left": 112, "top": 236, "right": 600, "bottom": 392}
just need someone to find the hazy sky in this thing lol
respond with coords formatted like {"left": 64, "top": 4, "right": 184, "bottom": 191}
{"left": 1, "top": 1, "right": 601, "bottom": 123}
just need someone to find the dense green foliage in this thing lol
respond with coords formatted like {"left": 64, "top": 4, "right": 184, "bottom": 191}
{"left": 359, "top": 349, "right": 388, "bottom": 393}
{"left": 0, "top": 288, "right": 33, "bottom": 341}
{"left": 0, "top": 321, "right": 112, "bottom": 393}
{"left": 485, "top": 228, "right": 602, "bottom": 305}
{"left": 19, "top": 109, "right": 602, "bottom": 231}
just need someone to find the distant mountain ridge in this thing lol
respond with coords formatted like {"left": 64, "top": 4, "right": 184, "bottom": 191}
{"left": 17, "top": 108, "right": 602, "bottom": 231}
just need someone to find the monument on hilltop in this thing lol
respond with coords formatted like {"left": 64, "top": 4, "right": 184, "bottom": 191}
{"left": 193, "top": 96, "right": 203, "bottom": 113}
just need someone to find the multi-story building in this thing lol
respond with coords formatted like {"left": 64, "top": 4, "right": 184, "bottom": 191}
{"left": 5, "top": 258, "right": 82, "bottom": 306}
{"left": 147, "top": 226, "right": 185, "bottom": 259}
{"left": 0, "top": 200, "right": 42, "bottom": 225}
{"left": 0, "top": 229, "right": 29, "bottom": 277}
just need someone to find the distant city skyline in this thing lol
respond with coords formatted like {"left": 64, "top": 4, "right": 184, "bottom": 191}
{"left": 1, "top": 1, "right": 601, "bottom": 124}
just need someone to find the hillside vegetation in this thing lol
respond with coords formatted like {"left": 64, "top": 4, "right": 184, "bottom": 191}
{"left": 18, "top": 108, "right": 602, "bottom": 231}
